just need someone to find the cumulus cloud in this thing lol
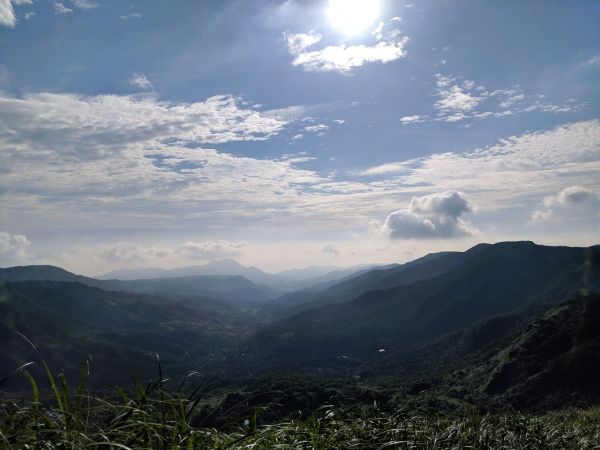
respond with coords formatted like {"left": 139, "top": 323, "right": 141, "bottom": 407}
{"left": 0, "top": 231, "right": 31, "bottom": 264}
{"left": 531, "top": 186, "right": 599, "bottom": 223}
{"left": 54, "top": 3, "right": 73, "bottom": 14}
{"left": 176, "top": 240, "right": 246, "bottom": 260}
{"left": 304, "top": 124, "right": 328, "bottom": 133}
{"left": 128, "top": 73, "right": 153, "bottom": 90}
{"left": 399, "top": 115, "right": 427, "bottom": 125}
{"left": 286, "top": 19, "right": 408, "bottom": 74}
{"left": 291, "top": 38, "right": 408, "bottom": 73}
{"left": 284, "top": 31, "right": 322, "bottom": 54}
{"left": 361, "top": 120, "right": 600, "bottom": 221}
{"left": 0, "top": 0, "right": 15, "bottom": 26}
{"left": 380, "top": 191, "right": 476, "bottom": 239}
{"left": 71, "top": 0, "right": 98, "bottom": 9}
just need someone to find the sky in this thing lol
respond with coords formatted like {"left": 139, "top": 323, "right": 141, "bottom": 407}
{"left": 0, "top": 0, "right": 599, "bottom": 275}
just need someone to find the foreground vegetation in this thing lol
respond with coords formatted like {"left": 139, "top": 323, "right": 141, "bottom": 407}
{"left": 1, "top": 361, "right": 600, "bottom": 449}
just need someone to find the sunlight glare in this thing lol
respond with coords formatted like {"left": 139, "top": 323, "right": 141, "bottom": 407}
{"left": 327, "top": 0, "right": 381, "bottom": 36}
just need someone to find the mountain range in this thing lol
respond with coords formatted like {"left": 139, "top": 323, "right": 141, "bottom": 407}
{"left": 1, "top": 241, "right": 599, "bottom": 410}
{"left": 98, "top": 259, "right": 374, "bottom": 292}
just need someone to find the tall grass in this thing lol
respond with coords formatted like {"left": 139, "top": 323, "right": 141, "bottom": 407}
{"left": 1, "top": 351, "right": 599, "bottom": 449}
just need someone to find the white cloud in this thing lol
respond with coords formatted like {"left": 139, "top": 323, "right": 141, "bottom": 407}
{"left": 399, "top": 115, "right": 427, "bottom": 125}
{"left": 0, "top": 90, "right": 333, "bottom": 234}
{"left": 380, "top": 191, "right": 476, "bottom": 239}
{"left": 291, "top": 133, "right": 304, "bottom": 140}
{"left": 71, "top": 0, "right": 98, "bottom": 9}
{"left": 286, "top": 19, "right": 408, "bottom": 74}
{"left": 304, "top": 124, "right": 328, "bottom": 133}
{"left": 531, "top": 185, "right": 599, "bottom": 223}
{"left": 372, "top": 21, "right": 384, "bottom": 40}
{"left": 435, "top": 85, "right": 481, "bottom": 114}
{"left": 284, "top": 31, "right": 322, "bottom": 54}
{"left": 0, "top": 92, "right": 289, "bottom": 153}
{"left": 128, "top": 73, "right": 153, "bottom": 90}
{"left": 54, "top": 3, "right": 73, "bottom": 14}
{"left": 2, "top": 83, "right": 598, "bottom": 249}
{"left": 96, "top": 240, "right": 246, "bottom": 264}
{"left": 0, "top": 0, "right": 16, "bottom": 26}
{"left": 360, "top": 162, "right": 410, "bottom": 176}
{"left": 0, "top": 231, "right": 31, "bottom": 264}
{"left": 97, "top": 242, "right": 171, "bottom": 263}
{"left": 177, "top": 240, "right": 246, "bottom": 260}
{"left": 578, "top": 55, "right": 600, "bottom": 68}
{"left": 361, "top": 120, "right": 600, "bottom": 216}
{"left": 120, "top": 12, "right": 141, "bottom": 20}
{"left": 402, "top": 73, "right": 586, "bottom": 125}
{"left": 291, "top": 38, "right": 408, "bottom": 74}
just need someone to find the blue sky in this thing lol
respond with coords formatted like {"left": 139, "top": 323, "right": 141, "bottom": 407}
{"left": 0, "top": 0, "right": 599, "bottom": 274}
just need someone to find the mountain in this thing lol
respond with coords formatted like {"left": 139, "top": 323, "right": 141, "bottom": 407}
{"left": 0, "top": 265, "right": 120, "bottom": 290}
{"left": 99, "top": 259, "right": 269, "bottom": 283}
{"left": 483, "top": 293, "right": 600, "bottom": 408}
{"left": 1, "top": 265, "right": 278, "bottom": 305}
{"left": 258, "top": 251, "right": 465, "bottom": 320}
{"left": 242, "top": 242, "right": 600, "bottom": 373}
{"left": 110, "top": 275, "right": 279, "bottom": 304}
{"left": 3, "top": 241, "right": 600, "bottom": 409}
{"left": 99, "top": 259, "right": 374, "bottom": 292}
{"left": 0, "top": 280, "right": 257, "bottom": 389}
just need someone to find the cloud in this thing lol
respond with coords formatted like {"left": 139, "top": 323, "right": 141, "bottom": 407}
{"left": 177, "top": 240, "right": 246, "bottom": 260}
{"left": 96, "top": 240, "right": 247, "bottom": 263}
{"left": 322, "top": 244, "right": 339, "bottom": 255}
{"left": 402, "top": 73, "right": 586, "bottom": 125}
{"left": 286, "top": 19, "right": 408, "bottom": 74}
{"left": 71, "top": 0, "right": 98, "bottom": 9}
{"left": 531, "top": 185, "right": 599, "bottom": 223}
{"left": 97, "top": 242, "right": 172, "bottom": 263}
{"left": 2, "top": 82, "right": 598, "bottom": 244}
{"left": 128, "top": 73, "right": 153, "bottom": 90}
{"left": 291, "top": 38, "right": 408, "bottom": 74}
{"left": 361, "top": 120, "right": 600, "bottom": 218}
{"left": 399, "top": 115, "right": 427, "bottom": 125}
{"left": 381, "top": 191, "right": 476, "bottom": 239}
{"left": 0, "top": 92, "right": 289, "bottom": 154}
{"left": 120, "top": 12, "right": 141, "bottom": 20}
{"left": 0, "top": 231, "right": 31, "bottom": 264}
{"left": 284, "top": 31, "right": 322, "bottom": 54}
{"left": 54, "top": 3, "right": 73, "bottom": 14}
{"left": 578, "top": 55, "right": 600, "bottom": 68}
{"left": 304, "top": 124, "right": 328, "bottom": 133}
{"left": 0, "top": 0, "right": 16, "bottom": 26}
{"left": 0, "top": 90, "right": 332, "bottom": 233}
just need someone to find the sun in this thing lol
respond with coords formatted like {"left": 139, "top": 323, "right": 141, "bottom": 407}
{"left": 327, "top": 0, "right": 382, "bottom": 37}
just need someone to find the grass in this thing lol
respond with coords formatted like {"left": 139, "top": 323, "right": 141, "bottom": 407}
{"left": 1, "top": 344, "right": 599, "bottom": 449}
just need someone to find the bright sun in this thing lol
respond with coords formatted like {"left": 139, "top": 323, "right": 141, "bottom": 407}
{"left": 327, "top": 0, "right": 381, "bottom": 37}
